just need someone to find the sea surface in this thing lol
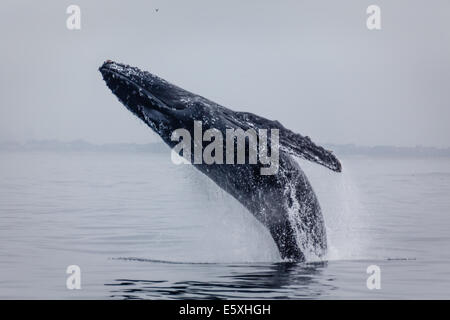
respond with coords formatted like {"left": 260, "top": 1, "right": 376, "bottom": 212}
{"left": 0, "top": 150, "right": 449, "bottom": 299}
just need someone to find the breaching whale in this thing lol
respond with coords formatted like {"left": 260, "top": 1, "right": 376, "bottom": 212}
{"left": 99, "top": 60, "right": 341, "bottom": 261}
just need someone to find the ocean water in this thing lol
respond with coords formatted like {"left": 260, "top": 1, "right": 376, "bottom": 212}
{"left": 0, "top": 150, "right": 449, "bottom": 299}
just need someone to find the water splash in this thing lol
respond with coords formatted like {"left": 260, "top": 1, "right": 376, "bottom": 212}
{"left": 166, "top": 156, "right": 371, "bottom": 263}
{"left": 172, "top": 164, "right": 281, "bottom": 263}
{"left": 297, "top": 157, "right": 371, "bottom": 261}
{"left": 284, "top": 176, "right": 325, "bottom": 262}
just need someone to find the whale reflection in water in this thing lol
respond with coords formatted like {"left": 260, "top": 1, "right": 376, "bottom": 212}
{"left": 104, "top": 260, "right": 336, "bottom": 299}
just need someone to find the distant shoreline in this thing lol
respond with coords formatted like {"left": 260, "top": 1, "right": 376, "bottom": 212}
{"left": 1, "top": 140, "right": 450, "bottom": 157}
{"left": 325, "top": 143, "right": 450, "bottom": 157}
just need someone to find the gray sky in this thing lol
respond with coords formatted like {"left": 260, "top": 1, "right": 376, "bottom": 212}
{"left": 1, "top": 0, "right": 449, "bottom": 147}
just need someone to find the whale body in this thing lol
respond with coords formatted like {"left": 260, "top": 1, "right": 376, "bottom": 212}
{"left": 99, "top": 60, "right": 341, "bottom": 261}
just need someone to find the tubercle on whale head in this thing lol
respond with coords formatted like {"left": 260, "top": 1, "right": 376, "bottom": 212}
{"left": 99, "top": 60, "right": 229, "bottom": 144}
{"left": 98, "top": 60, "right": 201, "bottom": 127}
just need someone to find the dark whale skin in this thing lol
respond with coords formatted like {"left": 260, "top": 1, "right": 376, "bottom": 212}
{"left": 99, "top": 60, "right": 341, "bottom": 261}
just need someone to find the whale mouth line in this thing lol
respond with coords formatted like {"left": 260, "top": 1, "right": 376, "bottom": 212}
{"left": 99, "top": 66, "right": 172, "bottom": 116}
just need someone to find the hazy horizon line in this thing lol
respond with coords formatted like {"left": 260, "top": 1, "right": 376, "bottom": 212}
{"left": 1, "top": 139, "right": 450, "bottom": 158}
{"left": 1, "top": 138, "right": 450, "bottom": 149}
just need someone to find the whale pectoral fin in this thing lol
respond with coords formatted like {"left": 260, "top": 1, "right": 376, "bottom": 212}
{"left": 277, "top": 126, "right": 342, "bottom": 173}
{"left": 235, "top": 111, "right": 342, "bottom": 172}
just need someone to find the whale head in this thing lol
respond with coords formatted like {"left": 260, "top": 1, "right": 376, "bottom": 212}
{"left": 99, "top": 60, "right": 341, "bottom": 173}
{"left": 99, "top": 60, "right": 200, "bottom": 143}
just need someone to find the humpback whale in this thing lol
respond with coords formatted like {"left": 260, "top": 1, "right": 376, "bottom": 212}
{"left": 99, "top": 60, "right": 341, "bottom": 261}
